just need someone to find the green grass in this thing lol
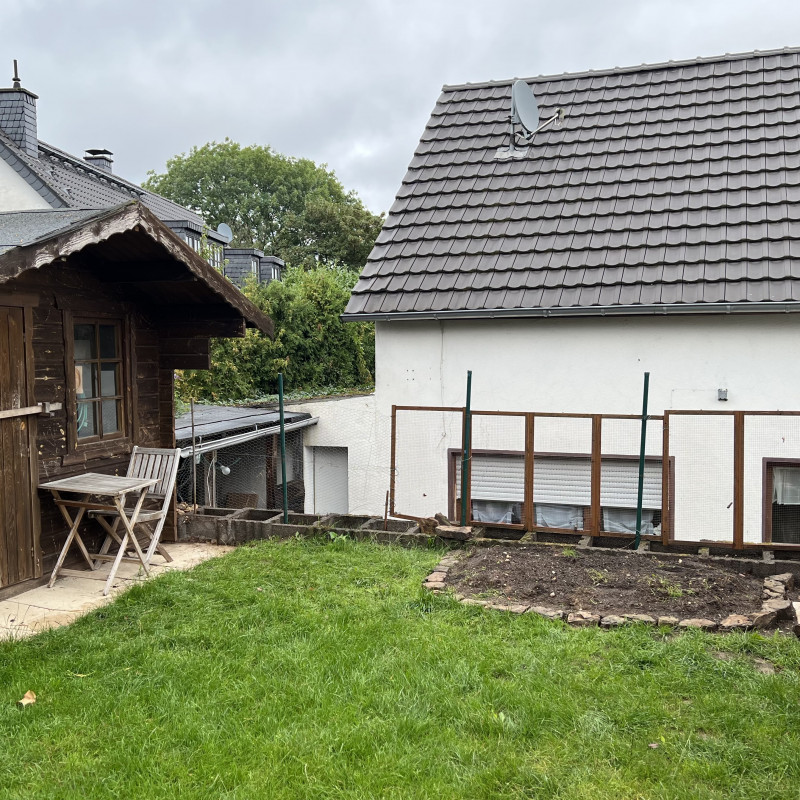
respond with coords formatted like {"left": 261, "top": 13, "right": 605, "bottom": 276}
{"left": 2, "top": 538, "right": 800, "bottom": 799}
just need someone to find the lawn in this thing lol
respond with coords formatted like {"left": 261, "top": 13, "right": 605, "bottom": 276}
{"left": 1, "top": 538, "right": 799, "bottom": 800}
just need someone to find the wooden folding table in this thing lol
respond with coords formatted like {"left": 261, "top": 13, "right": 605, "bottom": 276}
{"left": 40, "top": 473, "right": 159, "bottom": 596}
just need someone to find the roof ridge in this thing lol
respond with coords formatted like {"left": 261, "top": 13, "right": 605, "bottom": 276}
{"left": 38, "top": 140, "right": 145, "bottom": 197}
{"left": 441, "top": 45, "right": 800, "bottom": 92}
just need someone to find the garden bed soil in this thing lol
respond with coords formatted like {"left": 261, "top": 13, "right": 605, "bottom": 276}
{"left": 447, "top": 545, "right": 767, "bottom": 620}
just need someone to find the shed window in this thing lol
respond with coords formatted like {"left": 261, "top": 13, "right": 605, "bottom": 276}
{"left": 73, "top": 321, "right": 124, "bottom": 441}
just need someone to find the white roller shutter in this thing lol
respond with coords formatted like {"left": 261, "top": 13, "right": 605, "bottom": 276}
{"left": 457, "top": 454, "right": 662, "bottom": 509}
{"left": 456, "top": 454, "right": 524, "bottom": 502}
{"left": 533, "top": 458, "right": 591, "bottom": 505}
{"left": 600, "top": 460, "right": 661, "bottom": 508}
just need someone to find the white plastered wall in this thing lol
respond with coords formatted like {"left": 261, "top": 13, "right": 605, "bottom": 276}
{"left": 290, "top": 314, "right": 800, "bottom": 541}
{"left": 0, "top": 157, "right": 51, "bottom": 211}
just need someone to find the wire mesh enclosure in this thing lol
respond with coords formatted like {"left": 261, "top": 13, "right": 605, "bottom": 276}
{"left": 177, "top": 429, "right": 305, "bottom": 512}
{"left": 532, "top": 415, "right": 593, "bottom": 533}
{"left": 390, "top": 402, "right": 800, "bottom": 550}
{"left": 392, "top": 406, "right": 463, "bottom": 520}
{"left": 600, "top": 417, "right": 664, "bottom": 538}
{"left": 666, "top": 413, "right": 734, "bottom": 545}
{"left": 743, "top": 413, "right": 800, "bottom": 545}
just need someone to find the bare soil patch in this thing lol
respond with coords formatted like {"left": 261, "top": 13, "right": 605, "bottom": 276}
{"left": 447, "top": 545, "right": 766, "bottom": 620}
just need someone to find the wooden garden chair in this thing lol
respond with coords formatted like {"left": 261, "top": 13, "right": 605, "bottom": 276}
{"left": 89, "top": 447, "right": 182, "bottom": 579}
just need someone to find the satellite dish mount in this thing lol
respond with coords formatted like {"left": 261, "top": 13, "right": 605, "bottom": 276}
{"left": 497, "top": 80, "right": 564, "bottom": 159}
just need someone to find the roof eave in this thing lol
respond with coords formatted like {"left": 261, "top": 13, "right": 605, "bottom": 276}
{"left": 0, "top": 201, "right": 274, "bottom": 337}
{"left": 341, "top": 301, "right": 800, "bottom": 323}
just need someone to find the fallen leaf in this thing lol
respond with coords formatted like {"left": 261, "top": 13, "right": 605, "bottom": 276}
{"left": 17, "top": 691, "right": 36, "bottom": 707}
{"left": 648, "top": 743, "right": 659, "bottom": 749}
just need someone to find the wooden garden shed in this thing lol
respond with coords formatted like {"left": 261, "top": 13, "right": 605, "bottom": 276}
{"left": 0, "top": 200, "right": 273, "bottom": 597}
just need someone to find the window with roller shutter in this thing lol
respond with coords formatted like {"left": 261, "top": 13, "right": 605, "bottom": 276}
{"left": 454, "top": 451, "right": 662, "bottom": 533}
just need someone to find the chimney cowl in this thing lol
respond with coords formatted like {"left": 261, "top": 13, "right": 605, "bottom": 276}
{"left": 84, "top": 148, "right": 114, "bottom": 174}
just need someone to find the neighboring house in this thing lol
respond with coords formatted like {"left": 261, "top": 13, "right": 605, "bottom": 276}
{"left": 0, "top": 67, "right": 284, "bottom": 285}
{"left": 0, "top": 70, "right": 277, "bottom": 596}
{"left": 291, "top": 47, "right": 800, "bottom": 552}
{"left": 174, "top": 405, "right": 317, "bottom": 511}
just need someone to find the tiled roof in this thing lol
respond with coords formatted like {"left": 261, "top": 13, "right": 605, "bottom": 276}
{"left": 345, "top": 47, "right": 800, "bottom": 319}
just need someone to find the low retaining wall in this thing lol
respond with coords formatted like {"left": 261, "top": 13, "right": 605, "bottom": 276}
{"left": 179, "top": 507, "right": 445, "bottom": 548}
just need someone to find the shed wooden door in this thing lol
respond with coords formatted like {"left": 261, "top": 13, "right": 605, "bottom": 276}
{"left": 0, "top": 305, "right": 38, "bottom": 589}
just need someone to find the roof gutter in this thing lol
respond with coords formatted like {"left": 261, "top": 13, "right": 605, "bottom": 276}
{"left": 179, "top": 416, "right": 319, "bottom": 459}
{"left": 341, "top": 301, "right": 800, "bottom": 323}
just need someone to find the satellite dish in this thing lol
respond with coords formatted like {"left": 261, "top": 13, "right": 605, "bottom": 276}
{"left": 217, "top": 222, "right": 233, "bottom": 243}
{"left": 511, "top": 80, "right": 540, "bottom": 134}
{"left": 496, "top": 80, "right": 565, "bottom": 160}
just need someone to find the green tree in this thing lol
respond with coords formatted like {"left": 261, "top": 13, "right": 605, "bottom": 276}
{"left": 176, "top": 265, "right": 374, "bottom": 403}
{"left": 143, "top": 140, "right": 383, "bottom": 270}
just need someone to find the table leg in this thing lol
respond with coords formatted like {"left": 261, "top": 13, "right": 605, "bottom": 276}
{"left": 48, "top": 491, "right": 93, "bottom": 588}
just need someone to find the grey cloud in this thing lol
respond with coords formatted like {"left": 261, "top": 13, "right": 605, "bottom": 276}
{"left": 5, "top": 0, "right": 800, "bottom": 213}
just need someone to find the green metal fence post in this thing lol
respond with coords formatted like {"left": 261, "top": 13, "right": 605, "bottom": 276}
{"left": 279, "top": 373, "right": 289, "bottom": 523}
{"left": 634, "top": 371, "right": 650, "bottom": 549}
{"left": 460, "top": 370, "right": 473, "bottom": 527}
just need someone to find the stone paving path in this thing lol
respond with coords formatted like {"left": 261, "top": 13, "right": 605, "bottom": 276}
{"left": 0, "top": 543, "right": 234, "bottom": 641}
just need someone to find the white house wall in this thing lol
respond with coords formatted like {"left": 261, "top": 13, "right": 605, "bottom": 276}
{"left": 294, "top": 315, "right": 800, "bottom": 542}
{"left": 375, "top": 315, "right": 800, "bottom": 413}
{"left": 0, "top": 157, "right": 51, "bottom": 211}
{"left": 287, "top": 395, "right": 391, "bottom": 517}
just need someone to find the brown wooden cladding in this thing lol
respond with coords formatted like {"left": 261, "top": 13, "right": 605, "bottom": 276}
{"left": 2, "top": 261, "right": 178, "bottom": 575}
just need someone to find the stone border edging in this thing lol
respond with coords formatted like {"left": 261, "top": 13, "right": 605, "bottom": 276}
{"left": 423, "top": 557, "right": 799, "bottom": 635}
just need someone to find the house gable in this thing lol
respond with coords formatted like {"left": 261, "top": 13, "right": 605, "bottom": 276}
{"left": 0, "top": 155, "right": 52, "bottom": 211}
{"left": 345, "top": 47, "right": 800, "bottom": 321}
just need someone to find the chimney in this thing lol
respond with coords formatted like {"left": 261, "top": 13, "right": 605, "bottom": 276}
{"left": 84, "top": 148, "right": 114, "bottom": 173}
{"left": 0, "top": 60, "right": 39, "bottom": 157}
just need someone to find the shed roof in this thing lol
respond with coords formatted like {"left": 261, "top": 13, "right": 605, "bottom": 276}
{"left": 0, "top": 208, "right": 108, "bottom": 255}
{"left": 0, "top": 201, "right": 273, "bottom": 335}
{"left": 175, "top": 405, "right": 312, "bottom": 441}
{"left": 345, "top": 47, "right": 800, "bottom": 321}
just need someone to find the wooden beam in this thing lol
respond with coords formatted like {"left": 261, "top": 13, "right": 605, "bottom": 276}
{"left": 160, "top": 338, "right": 211, "bottom": 356}
{"left": 157, "top": 318, "right": 246, "bottom": 339}
{"left": 662, "top": 413, "right": 670, "bottom": 545}
{"left": 389, "top": 405, "right": 397, "bottom": 516}
{"left": 524, "top": 413, "right": 534, "bottom": 531}
{"left": 0, "top": 292, "right": 38, "bottom": 307}
{"left": 159, "top": 337, "right": 211, "bottom": 369}
{"left": 590, "top": 415, "right": 601, "bottom": 536}
{"left": 733, "top": 411, "right": 745, "bottom": 550}
{"left": 159, "top": 354, "right": 211, "bottom": 370}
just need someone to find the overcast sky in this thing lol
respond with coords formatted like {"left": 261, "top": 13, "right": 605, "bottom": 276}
{"left": 6, "top": 0, "right": 800, "bottom": 214}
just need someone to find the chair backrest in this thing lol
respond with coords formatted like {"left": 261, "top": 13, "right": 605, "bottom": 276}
{"left": 125, "top": 447, "right": 182, "bottom": 501}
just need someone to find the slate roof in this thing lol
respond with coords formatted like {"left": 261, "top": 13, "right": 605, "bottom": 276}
{"left": 0, "top": 129, "right": 207, "bottom": 227}
{"left": 344, "top": 47, "right": 800, "bottom": 320}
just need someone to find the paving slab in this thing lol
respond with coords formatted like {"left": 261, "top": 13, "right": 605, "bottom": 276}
{"left": 0, "top": 543, "right": 233, "bottom": 641}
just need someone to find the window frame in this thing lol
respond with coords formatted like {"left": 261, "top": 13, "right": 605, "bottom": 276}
{"left": 762, "top": 458, "right": 800, "bottom": 543}
{"left": 64, "top": 311, "right": 133, "bottom": 458}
